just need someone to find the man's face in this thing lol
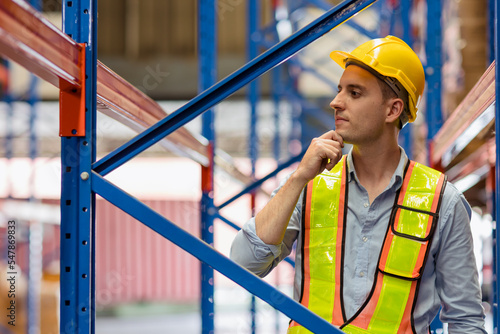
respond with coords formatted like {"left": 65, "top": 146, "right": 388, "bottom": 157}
{"left": 330, "top": 65, "right": 389, "bottom": 145}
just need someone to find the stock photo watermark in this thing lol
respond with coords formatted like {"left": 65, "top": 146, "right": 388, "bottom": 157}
{"left": 136, "top": 64, "right": 170, "bottom": 93}
{"left": 5, "top": 220, "right": 17, "bottom": 327}
{"left": 218, "top": 0, "right": 244, "bottom": 21}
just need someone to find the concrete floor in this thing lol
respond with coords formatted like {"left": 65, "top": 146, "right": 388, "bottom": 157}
{"left": 95, "top": 287, "right": 291, "bottom": 334}
{"left": 95, "top": 287, "right": 494, "bottom": 334}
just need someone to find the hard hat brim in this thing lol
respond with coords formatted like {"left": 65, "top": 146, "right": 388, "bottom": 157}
{"left": 329, "top": 50, "right": 355, "bottom": 69}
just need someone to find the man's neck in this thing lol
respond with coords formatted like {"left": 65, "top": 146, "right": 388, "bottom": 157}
{"left": 351, "top": 142, "right": 402, "bottom": 203}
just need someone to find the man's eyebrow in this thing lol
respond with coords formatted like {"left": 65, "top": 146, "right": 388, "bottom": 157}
{"left": 338, "top": 83, "right": 366, "bottom": 91}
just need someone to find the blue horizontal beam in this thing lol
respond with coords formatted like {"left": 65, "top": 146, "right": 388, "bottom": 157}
{"left": 91, "top": 172, "right": 340, "bottom": 333}
{"left": 92, "top": 0, "right": 377, "bottom": 176}
{"left": 217, "top": 151, "right": 305, "bottom": 210}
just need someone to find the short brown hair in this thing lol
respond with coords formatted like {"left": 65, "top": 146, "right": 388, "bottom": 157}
{"left": 375, "top": 77, "right": 407, "bottom": 129}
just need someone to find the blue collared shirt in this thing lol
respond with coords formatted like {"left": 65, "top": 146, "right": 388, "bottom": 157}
{"left": 230, "top": 148, "right": 486, "bottom": 333}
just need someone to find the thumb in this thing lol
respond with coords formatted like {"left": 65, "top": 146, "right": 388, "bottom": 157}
{"left": 325, "top": 158, "right": 336, "bottom": 171}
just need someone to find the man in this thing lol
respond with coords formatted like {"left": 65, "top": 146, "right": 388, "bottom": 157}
{"left": 230, "top": 36, "right": 486, "bottom": 333}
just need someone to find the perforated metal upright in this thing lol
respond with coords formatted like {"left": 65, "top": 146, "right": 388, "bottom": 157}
{"left": 488, "top": 0, "right": 495, "bottom": 65}
{"left": 2, "top": 65, "right": 13, "bottom": 194}
{"left": 247, "top": 1, "right": 260, "bottom": 332}
{"left": 198, "top": 1, "right": 217, "bottom": 333}
{"left": 494, "top": 0, "right": 500, "bottom": 329}
{"left": 26, "top": 1, "right": 42, "bottom": 329}
{"left": 422, "top": 3, "right": 445, "bottom": 328}
{"left": 425, "top": 0, "right": 444, "bottom": 159}
{"left": 59, "top": 0, "right": 97, "bottom": 333}
{"left": 396, "top": 0, "right": 413, "bottom": 159}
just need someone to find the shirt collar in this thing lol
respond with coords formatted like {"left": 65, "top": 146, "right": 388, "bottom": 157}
{"left": 345, "top": 146, "right": 408, "bottom": 191}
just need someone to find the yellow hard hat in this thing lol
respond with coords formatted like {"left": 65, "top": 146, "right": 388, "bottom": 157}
{"left": 330, "top": 36, "right": 425, "bottom": 123}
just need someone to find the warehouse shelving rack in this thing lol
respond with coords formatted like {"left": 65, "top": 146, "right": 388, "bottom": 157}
{"left": 0, "top": 0, "right": 499, "bottom": 333}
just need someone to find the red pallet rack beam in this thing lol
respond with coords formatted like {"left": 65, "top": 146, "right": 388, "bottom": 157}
{"left": 432, "top": 61, "right": 495, "bottom": 168}
{"left": 445, "top": 138, "right": 495, "bottom": 184}
{"left": 96, "top": 61, "right": 209, "bottom": 163}
{"left": 0, "top": 0, "right": 82, "bottom": 88}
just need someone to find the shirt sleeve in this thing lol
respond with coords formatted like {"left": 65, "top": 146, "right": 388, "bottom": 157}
{"left": 435, "top": 182, "right": 487, "bottom": 333}
{"left": 230, "top": 173, "right": 301, "bottom": 278}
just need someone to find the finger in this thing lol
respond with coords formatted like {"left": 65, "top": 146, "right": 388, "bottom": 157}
{"left": 318, "top": 130, "right": 336, "bottom": 139}
{"left": 316, "top": 141, "right": 339, "bottom": 156}
{"left": 320, "top": 138, "right": 343, "bottom": 150}
{"left": 315, "top": 139, "right": 343, "bottom": 156}
{"left": 324, "top": 155, "right": 342, "bottom": 171}
{"left": 320, "top": 147, "right": 343, "bottom": 171}
{"left": 318, "top": 159, "right": 328, "bottom": 174}
{"left": 319, "top": 130, "right": 344, "bottom": 148}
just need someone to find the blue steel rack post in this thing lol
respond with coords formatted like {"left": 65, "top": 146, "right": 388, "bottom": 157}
{"left": 60, "top": 0, "right": 97, "bottom": 333}
{"left": 248, "top": 1, "right": 260, "bottom": 332}
{"left": 426, "top": 0, "right": 444, "bottom": 163}
{"left": 388, "top": 0, "right": 413, "bottom": 159}
{"left": 424, "top": 2, "right": 445, "bottom": 332}
{"left": 494, "top": 0, "right": 500, "bottom": 329}
{"left": 199, "top": 1, "right": 217, "bottom": 333}
{"left": 1, "top": 3, "right": 42, "bottom": 332}
{"left": 26, "top": 4, "right": 42, "bottom": 334}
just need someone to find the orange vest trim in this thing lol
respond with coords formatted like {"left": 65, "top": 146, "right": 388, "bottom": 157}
{"left": 341, "top": 161, "right": 447, "bottom": 333}
{"left": 289, "top": 156, "right": 348, "bottom": 329}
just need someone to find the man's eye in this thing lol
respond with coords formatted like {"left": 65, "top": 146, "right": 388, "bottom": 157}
{"left": 351, "top": 90, "right": 360, "bottom": 97}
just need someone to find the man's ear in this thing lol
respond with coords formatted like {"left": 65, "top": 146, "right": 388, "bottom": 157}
{"left": 386, "top": 98, "right": 404, "bottom": 124}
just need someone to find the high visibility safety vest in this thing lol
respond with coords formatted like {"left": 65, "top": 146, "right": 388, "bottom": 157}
{"left": 288, "top": 156, "right": 447, "bottom": 334}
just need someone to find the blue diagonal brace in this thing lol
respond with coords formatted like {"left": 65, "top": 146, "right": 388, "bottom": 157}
{"left": 305, "top": 0, "right": 378, "bottom": 39}
{"left": 91, "top": 171, "right": 341, "bottom": 333}
{"left": 92, "top": 0, "right": 376, "bottom": 176}
{"left": 215, "top": 213, "right": 242, "bottom": 231}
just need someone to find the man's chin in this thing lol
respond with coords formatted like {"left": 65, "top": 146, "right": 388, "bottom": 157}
{"left": 334, "top": 129, "right": 349, "bottom": 141}
{"left": 338, "top": 133, "right": 354, "bottom": 145}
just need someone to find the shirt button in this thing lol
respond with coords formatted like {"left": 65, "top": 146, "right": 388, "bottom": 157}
{"left": 364, "top": 202, "right": 369, "bottom": 208}
{"left": 360, "top": 271, "right": 365, "bottom": 277}
{"left": 362, "top": 236, "right": 368, "bottom": 242}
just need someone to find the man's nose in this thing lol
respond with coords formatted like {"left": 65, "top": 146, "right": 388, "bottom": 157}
{"left": 330, "top": 93, "right": 342, "bottom": 111}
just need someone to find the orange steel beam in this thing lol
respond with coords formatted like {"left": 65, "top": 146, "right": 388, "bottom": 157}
{"left": 60, "top": 44, "right": 86, "bottom": 136}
